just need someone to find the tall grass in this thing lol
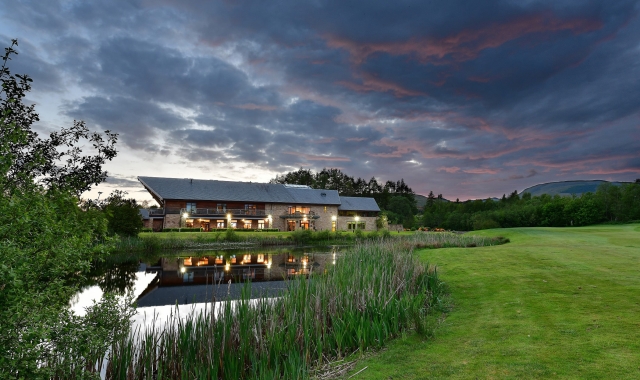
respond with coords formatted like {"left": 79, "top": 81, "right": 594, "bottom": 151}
{"left": 105, "top": 239, "right": 444, "bottom": 379}
{"left": 403, "top": 231, "right": 509, "bottom": 249}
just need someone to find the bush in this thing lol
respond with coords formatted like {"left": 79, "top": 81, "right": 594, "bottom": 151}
{"left": 291, "top": 229, "right": 313, "bottom": 243}
{"left": 381, "top": 229, "right": 391, "bottom": 239}
{"left": 315, "top": 229, "right": 331, "bottom": 241}
{"left": 225, "top": 228, "right": 241, "bottom": 242}
{"left": 141, "top": 227, "right": 153, "bottom": 233}
{"left": 354, "top": 228, "right": 364, "bottom": 239}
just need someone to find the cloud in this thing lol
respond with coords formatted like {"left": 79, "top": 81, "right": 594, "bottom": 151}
{"left": 1, "top": 0, "right": 639, "bottom": 200}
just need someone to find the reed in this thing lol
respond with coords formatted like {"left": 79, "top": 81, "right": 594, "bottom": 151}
{"left": 105, "top": 239, "right": 444, "bottom": 379}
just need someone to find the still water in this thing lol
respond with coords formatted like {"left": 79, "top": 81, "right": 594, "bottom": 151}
{"left": 71, "top": 245, "right": 342, "bottom": 316}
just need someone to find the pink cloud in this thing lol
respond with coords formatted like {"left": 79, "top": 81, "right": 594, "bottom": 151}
{"left": 326, "top": 12, "right": 602, "bottom": 65}
{"left": 337, "top": 72, "right": 426, "bottom": 98}
{"left": 438, "top": 166, "right": 461, "bottom": 173}
{"left": 463, "top": 168, "right": 501, "bottom": 175}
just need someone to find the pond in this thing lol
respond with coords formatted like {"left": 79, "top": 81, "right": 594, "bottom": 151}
{"left": 71, "top": 245, "right": 343, "bottom": 317}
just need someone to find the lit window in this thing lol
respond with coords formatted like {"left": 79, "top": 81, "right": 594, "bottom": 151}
{"left": 186, "top": 202, "right": 197, "bottom": 213}
{"left": 258, "top": 220, "right": 265, "bottom": 229}
{"left": 257, "top": 254, "right": 264, "bottom": 263}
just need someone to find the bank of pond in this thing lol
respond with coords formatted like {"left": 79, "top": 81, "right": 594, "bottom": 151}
{"left": 61, "top": 233, "right": 507, "bottom": 379}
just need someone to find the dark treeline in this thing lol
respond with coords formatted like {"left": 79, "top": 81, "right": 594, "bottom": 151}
{"left": 423, "top": 181, "right": 640, "bottom": 231}
{"left": 271, "top": 168, "right": 415, "bottom": 209}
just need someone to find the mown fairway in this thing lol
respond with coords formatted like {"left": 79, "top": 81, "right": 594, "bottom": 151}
{"left": 352, "top": 224, "right": 640, "bottom": 379}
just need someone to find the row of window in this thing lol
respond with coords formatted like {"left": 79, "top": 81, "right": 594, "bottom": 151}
{"left": 185, "top": 203, "right": 259, "bottom": 213}
{"left": 185, "top": 219, "right": 265, "bottom": 229}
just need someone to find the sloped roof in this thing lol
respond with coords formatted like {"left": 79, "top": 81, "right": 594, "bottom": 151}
{"left": 338, "top": 196, "right": 381, "bottom": 212}
{"left": 139, "top": 209, "right": 150, "bottom": 219}
{"left": 138, "top": 176, "right": 342, "bottom": 205}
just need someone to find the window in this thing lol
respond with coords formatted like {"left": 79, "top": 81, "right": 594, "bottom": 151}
{"left": 347, "top": 222, "right": 366, "bottom": 230}
{"left": 331, "top": 221, "right": 336, "bottom": 232}
{"left": 186, "top": 202, "right": 197, "bottom": 213}
{"left": 258, "top": 220, "right": 265, "bottom": 229}
{"left": 217, "top": 204, "right": 226, "bottom": 213}
{"left": 243, "top": 221, "right": 253, "bottom": 229}
{"left": 245, "top": 204, "right": 256, "bottom": 215}
{"left": 185, "top": 219, "right": 194, "bottom": 227}
{"left": 288, "top": 205, "right": 310, "bottom": 215}
{"left": 324, "top": 206, "right": 327, "bottom": 213}
{"left": 230, "top": 220, "right": 237, "bottom": 228}
{"left": 216, "top": 220, "right": 225, "bottom": 228}
{"left": 215, "top": 255, "right": 224, "bottom": 264}
{"left": 257, "top": 254, "right": 264, "bottom": 263}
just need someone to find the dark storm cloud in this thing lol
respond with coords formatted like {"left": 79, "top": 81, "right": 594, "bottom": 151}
{"left": 2, "top": 0, "right": 639, "bottom": 199}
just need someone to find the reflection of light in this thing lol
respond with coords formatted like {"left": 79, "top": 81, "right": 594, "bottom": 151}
{"left": 267, "top": 262, "right": 271, "bottom": 269}
{"left": 225, "top": 263, "right": 230, "bottom": 271}
{"left": 331, "top": 215, "right": 337, "bottom": 221}
{"left": 227, "top": 213, "right": 231, "bottom": 220}
{"left": 180, "top": 267, "right": 186, "bottom": 273}
{"left": 332, "top": 260, "right": 336, "bottom": 265}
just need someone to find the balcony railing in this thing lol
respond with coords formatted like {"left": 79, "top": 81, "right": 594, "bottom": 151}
{"left": 149, "top": 209, "right": 165, "bottom": 215}
{"left": 280, "top": 211, "right": 319, "bottom": 219}
{"left": 180, "top": 208, "right": 267, "bottom": 217}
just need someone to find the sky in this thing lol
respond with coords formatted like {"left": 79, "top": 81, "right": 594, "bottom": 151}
{"left": 1, "top": 0, "right": 639, "bottom": 202}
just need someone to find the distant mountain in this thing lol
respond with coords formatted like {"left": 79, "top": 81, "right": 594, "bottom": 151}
{"left": 520, "top": 180, "right": 627, "bottom": 197}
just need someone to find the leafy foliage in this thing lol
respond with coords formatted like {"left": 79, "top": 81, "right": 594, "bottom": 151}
{"left": 100, "top": 190, "right": 143, "bottom": 237}
{"left": 1, "top": 39, "right": 117, "bottom": 195}
{"left": 421, "top": 182, "right": 640, "bottom": 230}
{"left": 0, "top": 39, "right": 130, "bottom": 377}
{"left": 271, "top": 167, "right": 416, "bottom": 210}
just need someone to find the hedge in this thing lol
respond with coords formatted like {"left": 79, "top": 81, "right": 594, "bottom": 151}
{"left": 160, "top": 228, "right": 280, "bottom": 233}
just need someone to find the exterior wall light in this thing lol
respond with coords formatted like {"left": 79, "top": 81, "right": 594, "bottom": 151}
{"left": 355, "top": 216, "right": 360, "bottom": 222}
{"left": 183, "top": 212, "right": 188, "bottom": 218}
{"left": 331, "top": 215, "right": 337, "bottom": 221}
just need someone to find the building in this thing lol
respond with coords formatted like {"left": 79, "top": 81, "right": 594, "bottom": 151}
{"left": 138, "top": 177, "right": 380, "bottom": 232}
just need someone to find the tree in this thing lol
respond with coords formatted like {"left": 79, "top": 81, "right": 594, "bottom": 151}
{"left": 1, "top": 39, "right": 117, "bottom": 195}
{"left": 101, "top": 190, "right": 143, "bottom": 237}
{"left": 0, "top": 39, "right": 129, "bottom": 376}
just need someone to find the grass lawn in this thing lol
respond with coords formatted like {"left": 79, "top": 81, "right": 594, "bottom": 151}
{"left": 351, "top": 224, "right": 640, "bottom": 379}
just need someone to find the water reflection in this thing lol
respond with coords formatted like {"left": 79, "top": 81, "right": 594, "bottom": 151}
{"left": 82, "top": 246, "right": 341, "bottom": 309}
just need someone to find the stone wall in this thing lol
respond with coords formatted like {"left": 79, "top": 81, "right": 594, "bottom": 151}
{"left": 265, "top": 203, "right": 339, "bottom": 231}
{"left": 336, "top": 216, "right": 378, "bottom": 231}
{"left": 164, "top": 214, "right": 181, "bottom": 229}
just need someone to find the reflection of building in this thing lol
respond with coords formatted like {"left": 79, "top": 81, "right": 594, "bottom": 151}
{"left": 145, "top": 252, "right": 330, "bottom": 287}
{"left": 138, "top": 177, "right": 380, "bottom": 231}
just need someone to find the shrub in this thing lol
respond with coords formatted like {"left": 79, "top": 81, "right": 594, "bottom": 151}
{"left": 354, "top": 228, "right": 364, "bottom": 239}
{"left": 141, "top": 227, "right": 153, "bottom": 233}
{"left": 291, "top": 229, "right": 313, "bottom": 244}
{"left": 315, "top": 229, "right": 331, "bottom": 241}
{"left": 224, "top": 228, "right": 241, "bottom": 242}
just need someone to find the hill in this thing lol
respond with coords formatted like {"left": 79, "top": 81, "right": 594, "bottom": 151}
{"left": 520, "top": 180, "right": 627, "bottom": 197}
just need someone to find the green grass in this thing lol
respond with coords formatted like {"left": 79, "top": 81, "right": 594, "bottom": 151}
{"left": 349, "top": 224, "right": 640, "bottom": 379}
